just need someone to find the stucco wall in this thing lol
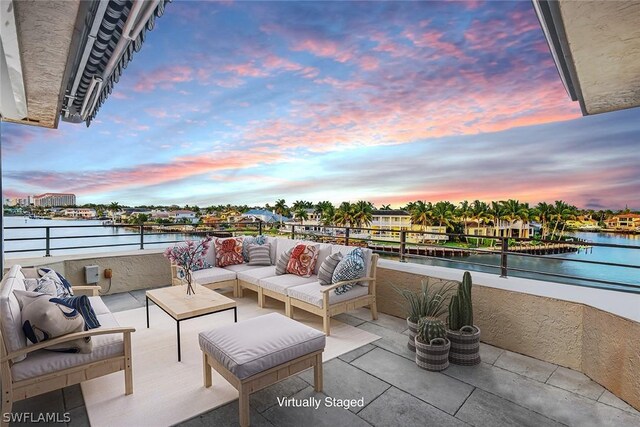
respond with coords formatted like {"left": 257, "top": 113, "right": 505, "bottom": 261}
{"left": 376, "top": 264, "right": 639, "bottom": 411}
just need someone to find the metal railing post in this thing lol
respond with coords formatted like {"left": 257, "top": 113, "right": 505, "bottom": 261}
{"left": 258, "top": 221, "right": 263, "bottom": 236}
{"left": 345, "top": 227, "right": 350, "bottom": 246}
{"left": 291, "top": 225, "right": 295, "bottom": 239}
{"left": 139, "top": 225, "right": 144, "bottom": 250}
{"left": 45, "top": 227, "right": 51, "bottom": 257}
{"left": 500, "top": 237, "right": 508, "bottom": 277}
{"left": 400, "top": 230, "right": 406, "bottom": 262}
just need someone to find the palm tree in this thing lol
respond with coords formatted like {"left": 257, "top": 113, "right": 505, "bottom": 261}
{"left": 403, "top": 201, "right": 417, "bottom": 212}
{"left": 549, "top": 200, "right": 577, "bottom": 240}
{"left": 108, "top": 202, "right": 121, "bottom": 221}
{"left": 293, "top": 207, "right": 308, "bottom": 224}
{"left": 488, "top": 201, "right": 507, "bottom": 239}
{"left": 533, "top": 202, "right": 553, "bottom": 238}
{"left": 456, "top": 200, "right": 473, "bottom": 237}
{"left": 431, "top": 201, "right": 455, "bottom": 231}
{"left": 333, "top": 202, "right": 354, "bottom": 227}
{"left": 315, "top": 201, "right": 335, "bottom": 226}
{"left": 380, "top": 204, "right": 391, "bottom": 210}
{"left": 500, "top": 199, "right": 530, "bottom": 238}
{"left": 409, "top": 201, "right": 432, "bottom": 231}
{"left": 274, "top": 199, "right": 288, "bottom": 226}
{"left": 352, "top": 200, "right": 373, "bottom": 228}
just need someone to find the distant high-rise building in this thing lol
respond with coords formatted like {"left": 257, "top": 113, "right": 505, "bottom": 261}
{"left": 32, "top": 193, "right": 76, "bottom": 207}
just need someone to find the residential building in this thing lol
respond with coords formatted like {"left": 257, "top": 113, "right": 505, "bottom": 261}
{"left": 62, "top": 208, "right": 96, "bottom": 219}
{"left": 169, "top": 210, "right": 197, "bottom": 223}
{"left": 241, "top": 209, "right": 290, "bottom": 224}
{"left": 6, "top": 197, "right": 30, "bottom": 206}
{"left": 371, "top": 210, "right": 448, "bottom": 242}
{"left": 604, "top": 214, "right": 640, "bottom": 231}
{"left": 33, "top": 193, "right": 76, "bottom": 207}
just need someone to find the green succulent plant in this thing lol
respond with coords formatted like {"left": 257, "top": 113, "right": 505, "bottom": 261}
{"left": 417, "top": 316, "right": 446, "bottom": 343}
{"left": 394, "top": 278, "right": 455, "bottom": 322}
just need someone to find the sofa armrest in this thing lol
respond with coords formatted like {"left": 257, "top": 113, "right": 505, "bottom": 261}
{"left": 1, "top": 327, "right": 136, "bottom": 363}
{"left": 320, "top": 277, "right": 375, "bottom": 293}
{"left": 73, "top": 285, "right": 101, "bottom": 296}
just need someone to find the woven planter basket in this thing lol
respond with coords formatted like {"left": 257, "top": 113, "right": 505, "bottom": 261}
{"left": 407, "top": 318, "right": 418, "bottom": 352}
{"left": 415, "top": 337, "right": 450, "bottom": 371}
{"left": 446, "top": 325, "right": 481, "bottom": 366}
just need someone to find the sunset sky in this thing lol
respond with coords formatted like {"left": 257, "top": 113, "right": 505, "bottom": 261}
{"left": 2, "top": 1, "right": 639, "bottom": 209}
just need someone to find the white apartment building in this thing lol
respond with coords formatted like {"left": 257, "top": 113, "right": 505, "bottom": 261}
{"left": 371, "top": 210, "right": 448, "bottom": 242}
{"left": 33, "top": 193, "right": 76, "bottom": 207}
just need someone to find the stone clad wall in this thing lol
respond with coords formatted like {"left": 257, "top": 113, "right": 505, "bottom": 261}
{"left": 376, "top": 265, "right": 640, "bottom": 411}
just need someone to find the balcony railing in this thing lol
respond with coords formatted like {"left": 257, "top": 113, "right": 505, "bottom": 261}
{"left": 4, "top": 221, "right": 639, "bottom": 294}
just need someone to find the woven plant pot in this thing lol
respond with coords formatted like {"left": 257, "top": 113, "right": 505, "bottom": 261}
{"left": 446, "top": 325, "right": 481, "bottom": 366}
{"left": 407, "top": 318, "right": 418, "bottom": 352}
{"left": 415, "top": 337, "right": 450, "bottom": 371}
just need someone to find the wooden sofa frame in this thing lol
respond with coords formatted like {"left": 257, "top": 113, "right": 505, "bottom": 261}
{"left": 1, "top": 327, "right": 134, "bottom": 427}
{"left": 286, "top": 254, "right": 379, "bottom": 335}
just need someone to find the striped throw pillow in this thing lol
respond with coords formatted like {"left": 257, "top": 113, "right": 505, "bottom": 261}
{"left": 332, "top": 248, "right": 366, "bottom": 295}
{"left": 275, "top": 248, "right": 294, "bottom": 275}
{"left": 319, "top": 252, "right": 343, "bottom": 285}
{"left": 248, "top": 243, "right": 271, "bottom": 266}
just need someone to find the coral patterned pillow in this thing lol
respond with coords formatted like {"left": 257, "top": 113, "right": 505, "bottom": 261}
{"left": 286, "top": 244, "right": 320, "bottom": 278}
{"left": 214, "top": 237, "right": 244, "bottom": 267}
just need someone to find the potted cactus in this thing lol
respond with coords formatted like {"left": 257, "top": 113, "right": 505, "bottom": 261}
{"left": 446, "top": 271, "right": 481, "bottom": 366}
{"left": 394, "top": 279, "right": 455, "bottom": 352}
{"left": 415, "top": 316, "right": 450, "bottom": 371}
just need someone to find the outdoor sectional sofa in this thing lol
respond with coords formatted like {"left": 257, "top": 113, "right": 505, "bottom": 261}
{"left": 171, "top": 236, "right": 379, "bottom": 335}
{"left": 0, "top": 266, "right": 134, "bottom": 427}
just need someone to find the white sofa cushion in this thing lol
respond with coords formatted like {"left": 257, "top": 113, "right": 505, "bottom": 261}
{"left": 222, "top": 264, "right": 259, "bottom": 273}
{"left": 287, "top": 281, "right": 370, "bottom": 308}
{"left": 258, "top": 274, "right": 318, "bottom": 295}
{"left": 11, "top": 311, "right": 124, "bottom": 382}
{"left": 191, "top": 267, "right": 236, "bottom": 285}
{"left": 88, "top": 296, "right": 110, "bottom": 316}
{"left": 331, "top": 245, "right": 374, "bottom": 285}
{"left": 274, "top": 238, "right": 300, "bottom": 260}
{"left": 199, "top": 312, "right": 325, "bottom": 380}
{"left": 0, "top": 265, "right": 28, "bottom": 362}
{"left": 236, "top": 266, "right": 277, "bottom": 286}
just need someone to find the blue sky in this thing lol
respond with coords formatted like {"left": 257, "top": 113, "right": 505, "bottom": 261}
{"left": 2, "top": 1, "right": 639, "bottom": 209}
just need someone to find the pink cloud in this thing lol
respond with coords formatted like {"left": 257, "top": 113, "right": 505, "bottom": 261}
{"left": 291, "top": 38, "right": 353, "bottom": 62}
{"left": 133, "top": 65, "right": 194, "bottom": 92}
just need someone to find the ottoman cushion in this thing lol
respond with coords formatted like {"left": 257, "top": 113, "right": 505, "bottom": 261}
{"left": 199, "top": 313, "right": 325, "bottom": 380}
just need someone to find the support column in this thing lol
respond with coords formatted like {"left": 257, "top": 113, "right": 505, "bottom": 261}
{"left": 0, "top": 133, "right": 4, "bottom": 275}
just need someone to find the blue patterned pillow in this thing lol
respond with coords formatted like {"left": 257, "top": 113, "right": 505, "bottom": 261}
{"left": 50, "top": 295, "right": 101, "bottom": 329}
{"left": 38, "top": 267, "right": 73, "bottom": 297}
{"left": 242, "top": 235, "right": 268, "bottom": 262}
{"left": 332, "top": 248, "right": 366, "bottom": 295}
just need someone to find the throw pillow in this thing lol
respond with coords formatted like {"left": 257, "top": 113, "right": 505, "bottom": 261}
{"left": 37, "top": 267, "right": 73, "bottom": 296}
{"left": 275, "top": 248, "right": 294, "bottom": 275}
{"left": 248, "top": 243, "right": 271, "bottom": 266}
{"left": 318, "top": 252, "right": 343, "bottom": 286}
{"left": 50, "top": 296, "right": 101, "bottom": 329}
{"left": 24, "top": 276, "right": 58, "bottom": 296}
{"left": 286, "top": 244, "right": 320, "bottom": 278}
{"left": 14, "top": 290, "right": 92, "bottom": 354}
{"left": 242, "top": 235, "right": 268, "bottom": 262}
{"left": 214, "top": 237, "right": 244, "bottom": 267}
{"left": 332, "top": 248, "right": 366, "bottom": 295}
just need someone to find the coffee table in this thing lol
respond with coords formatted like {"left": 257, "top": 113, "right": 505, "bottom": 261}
{"left": 146, "top": 285, "right": 237, "bottom": 361}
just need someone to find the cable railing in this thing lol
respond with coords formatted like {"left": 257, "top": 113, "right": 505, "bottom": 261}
{"left": 3, "top": 221, "right": 639, "bottom": 294}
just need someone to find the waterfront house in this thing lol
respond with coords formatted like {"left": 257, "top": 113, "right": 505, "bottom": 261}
{"left": 604, "top": 214, "right": 640, "bottom": 231}
{"left": 240, "top": 209, "right": 290, "bottom": 224}
{"left": 168, "top": 210, "right": 197, "bottom": 224}
{"left": 370, "top": 210, "right": 447, "bottom": 242}
{"left": 62, "top": 208, "right": 97, "bottom": 219}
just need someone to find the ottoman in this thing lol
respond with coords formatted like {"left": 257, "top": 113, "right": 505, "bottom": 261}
{"left": 199, "top": 313, "right": 326, "bottom": 426}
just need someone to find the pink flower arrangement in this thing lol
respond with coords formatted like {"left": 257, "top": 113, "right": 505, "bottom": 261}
{"left": 164, "top": 236, "right": 213, "bottom": 295}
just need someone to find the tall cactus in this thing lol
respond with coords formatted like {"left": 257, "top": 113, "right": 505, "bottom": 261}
{"left": 417, "top": 316, "right": 447, "bottom": 343}
{"left": 448, "top": 271, "right": 474, "bottom": 330}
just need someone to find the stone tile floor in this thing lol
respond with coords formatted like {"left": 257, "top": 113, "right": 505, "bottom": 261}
{"left": 8, "top": 291, "right": 640, "bottom": 427}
